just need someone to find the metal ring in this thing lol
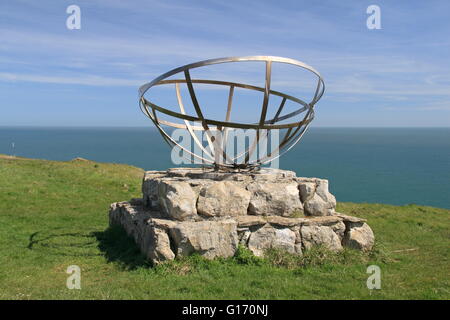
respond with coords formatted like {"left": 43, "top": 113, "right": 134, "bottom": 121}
{"left": 139, "top": 56, "right": 324, "bottom": 169}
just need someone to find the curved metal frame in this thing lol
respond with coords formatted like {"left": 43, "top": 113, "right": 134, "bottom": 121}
{"left": 139, "top": 56, "right": 324, "bottom": 170}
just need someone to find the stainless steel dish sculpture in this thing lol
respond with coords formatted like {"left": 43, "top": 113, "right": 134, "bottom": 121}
{"left": 139, "top": 56, "right": 324, "bottom": 170}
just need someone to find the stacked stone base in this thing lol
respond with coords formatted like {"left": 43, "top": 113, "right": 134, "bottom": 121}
{"left": 109, "top": 168, "right": 374, "bottom": 265}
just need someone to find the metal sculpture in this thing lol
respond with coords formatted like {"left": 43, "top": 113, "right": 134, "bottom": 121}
{"left": 139, "top": 56, "right": 324, "bottom": 170}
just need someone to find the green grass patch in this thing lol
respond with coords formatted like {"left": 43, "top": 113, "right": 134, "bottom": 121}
{"left": 0, "top": 155, "right": 448, "bottom": 299}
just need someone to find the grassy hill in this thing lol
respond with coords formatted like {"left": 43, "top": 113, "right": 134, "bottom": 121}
{"left": 0, "top": 155, "right": 448, "bottom": 299}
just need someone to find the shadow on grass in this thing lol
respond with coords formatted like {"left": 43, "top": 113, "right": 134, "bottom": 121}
{"left": 26, "top": 227, "right": 150, "bottom": 269}
{"left": 27, "top": 230, "right": 101, "bottom": 257}
{"left": 93, "top": 225, "right": 150, "bottom": 270}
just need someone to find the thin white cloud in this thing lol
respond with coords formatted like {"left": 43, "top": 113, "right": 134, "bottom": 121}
{"left": 0, "top": 72, "right": 144, "bottom": 86}
{"left": 383, "top": 101, "right": 450, "bottom": 111}
{"left": 1, "top": 2, "right": 449, "bottom": 99}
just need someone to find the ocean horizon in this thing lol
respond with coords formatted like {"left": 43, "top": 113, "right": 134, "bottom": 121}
{"left": 1, "top": 126, "right": 449, "bottom": 209}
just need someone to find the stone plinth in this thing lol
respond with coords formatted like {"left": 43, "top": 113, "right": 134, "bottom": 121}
{"left": 109, "top": 168, "right": 374, "bottom": 265}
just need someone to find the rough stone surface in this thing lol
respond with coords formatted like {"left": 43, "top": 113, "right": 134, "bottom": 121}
{"left": 197, "top": 181, "right": 251, "bottom": 217}
{"left": 236, "top": 215, "right": 267, "bottom": 227}
{"left": 247, "top": 224, "right": 296, "bottom": 257}
{"left": 297, "top": 178, "right": 336, "bottom": 216}
{"left": 141, "top": 168, "right": 338, "bottom": 219}
{"left": 142, "top": 171, "right": 166, "bottom": 208}
{"left": 265, "top": 216, "right": 307, "bottom": 227}
{"left": 302, "top": 216, "right": 346, "bottom": 240}
{"left": 143, "top": 227, "right": 175, "bottom": 264}
{"left": 169, "top": 219, "right": 238, "bottom": 259}
{"left": 343, "top": 222, "right": 375, "bottom": 252}
{"left": 238, "top": 228, "right": 251, "bottom": 246}
{"left": 109, "top": 168, "right": 375, "bottom": 264}
{"left": 301, "top": 225, "right": 343, "bottom": 251}
{"left": 336, "top": 213, "right": 367, "bottom": 223}
{"left": 330, "top": 221, "right": 346, "bottom": 240}
{"left": 298, "top": 182, "right": 316, "bottom": 202}
{"left": 247, "top": 182, "right": 303, "bottom": 217}
{"left": 109, "top": 201, "right": 151, "bottom": 242}
{"left": 303, "top": 193, "right": 333, "bottom": 216}
{"left": 158, "top": 180, "right": 197, "bottom": 221}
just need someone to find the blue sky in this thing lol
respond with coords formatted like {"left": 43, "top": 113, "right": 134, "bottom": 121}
{"left": 1, "top": 0, "right": 449, "bottom": 127}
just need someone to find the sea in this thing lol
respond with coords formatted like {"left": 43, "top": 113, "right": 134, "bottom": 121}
{"left": 1, "top": 127, "right": 449, "bottom": 209}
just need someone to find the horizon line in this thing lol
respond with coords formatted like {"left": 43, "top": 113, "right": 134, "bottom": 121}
{"left": 0, "top": 125, "right": 449, "bottom": 129}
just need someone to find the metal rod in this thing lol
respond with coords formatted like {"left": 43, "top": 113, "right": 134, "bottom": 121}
{"left": 139, "top": 56, "right": 324, "bottom": 170}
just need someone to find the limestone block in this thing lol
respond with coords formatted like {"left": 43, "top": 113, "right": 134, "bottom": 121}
{"left": 158, "top": 180, "right": 197, "bottom": 221}
{"left": 236, "top": 215, "right": 267, "bottom": 228}
{"left": 298, "top": 178, "right": 336, "bottom": 216}
{"left": 343, "top": 222, "right": 375, "bottom": 252}
{"left": 247, "top": 181, "right": 303, "bottom": 217}
{"left": 302, "top": 216, "right": 346, "bottom": 240}
{"left": 142, "top": 226, "right": 175, "bottom": 265}
{"left": 298, "top": 182, "right": 316, "bottom": 202}
{"left": 301, "top": 225, "right": 343, "bottom": 251}
{"left": 169, "top": 220, "right": 238, "bottom": 259}
{"left": 247, "top": 224, "right": 296, "bottom": 257}
{"left": 109, "top": 201, "right": 151, "bottom": 242}
{"left": 142, "top": 171, "right": 165, "bottom": 208}
{"left": 238, "top": 228, "right": 251, "bottom": 246}
{"left": 109, "top": 168, "right": 375, "bottom": 264}
{"left": 197, "top": 181, "right": 251, "bottom": 217}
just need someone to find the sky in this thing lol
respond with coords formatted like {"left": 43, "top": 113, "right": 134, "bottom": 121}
{"left": 0, "top": 0, "right": 449, "bottom": 127}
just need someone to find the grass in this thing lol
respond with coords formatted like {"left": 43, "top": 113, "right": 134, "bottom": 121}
{"left": 0, "top": 155, "right": 448, "bottom": 299}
